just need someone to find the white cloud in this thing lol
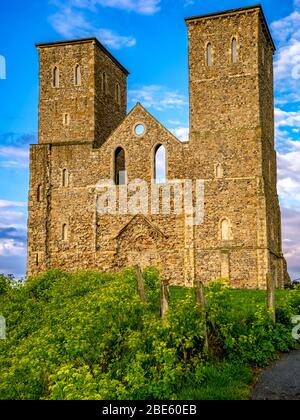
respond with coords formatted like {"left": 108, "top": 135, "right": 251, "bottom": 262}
{"left": 49, "top": 6, "right": 93, "bottom": 38}
{"left": 0, "top": 146, "right": 29, "bottom": 168}
{"left": 49, "top": 0, "right": 162, "bottom": 50}
{"left": 275, "top": 107, "right": 300, "bottom": 128}
{"left": 282, "top": 207, "right": 300, "bottom": 279}
{"left": 0, "top": 146, "right": 29, "bottom": 160}
{"left": 0, "top": 201, "right": 27, "bottom": 209}
{"left": 0, "top": 210, "right": 27, "bottom": 230}
{"left": 274, "top": 40, "right": 300, "bottom": 81}
{"left": 0, "top": 200, "right": 27, "bottom": 276}
{"left": 168, "top": 120, "right": 182, "bottom": 126}
{"left": 66, "top": 0, "right": 161, "bottom": 15}
{"left": 271, "top": 6, "right": 300, "bottom": 104}
{"left": 170, "top": 127, "right": 189, "bottom": 142}
{"left": 184, "top": 0, "right": 195, "bottom": 6}
{"left": 97, "top": 29, "right": 136, "bottom": 49}
{"left": 50, "top": 7, "right": 136, "bottom": 49}
{"left": 0, "top": 201, "right": 28, "bottom": 231}
{"left": 277, "top": 136, "right": 300, "bottom": 210}
{"left": 0, "top": 239, "right": 26, "bottom": 258}
{"left": 129, "top": 85, "right": 187, "bottom": 111}
{"left": 271, "top": 11, "right": 300, "bottom": 44}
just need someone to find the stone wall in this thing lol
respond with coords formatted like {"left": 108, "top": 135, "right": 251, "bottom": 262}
{"left": 28, "top": 6, "right": 290, "bottom": 288}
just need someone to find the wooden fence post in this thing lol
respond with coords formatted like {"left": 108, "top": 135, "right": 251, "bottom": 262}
{"left": 195, "top": 280, "right": 209, "bottom": 353}
{"left": 267, "top": 272, "right": 276, "bottom": 323}
{"left": 135, "top": 265, "right": 147, "bottom": 303}
{"left": 160, "top": 282, "right": 169, "bottom": 318}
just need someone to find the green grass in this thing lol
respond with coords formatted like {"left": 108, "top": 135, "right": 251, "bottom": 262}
{"left": 170, "top": 286, "right": 296, "bottom": 400}
{"left": 169, "top": 287, "right": 259, "bottom": 400}
{"left": 177, "top": 362, "right": 253, "bottom": 400}
{"left": 170, "top": 287, "right": 289, "bottom": 321}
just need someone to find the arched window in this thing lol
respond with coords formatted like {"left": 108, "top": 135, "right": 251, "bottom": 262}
{"left": 115, "top": 83, "right": 121, "bottom": 105}
{"left": 102, "top": 72, "right": 108, "bottom": 94}
{"left": 206, "top": 43, "right": 212, "bottom": 67}
{"left": 62, "top": 224, "right": 68, "bottom": 241}
{"left": 62, "top": 169, "right": 68, "bottom": 187}
{"left": 114, "top": 147, "right": 126, "bottom": 185}
{"left": 216, "top": 163, "right": 224, "bottom": 179}
{"left": 75, "top": 65, "right": 81, "bottom": 86}
{"left": 37, "top": 185, "right": 42, "bottom": 202}
{"left": 231, "top": 38, "right": 237, "bottom": 64}
{"left": 53, "top": 66, "right": 59, "bottom": 88}
{"left": 154, "top": 144, "right": 167, "bottom": 184}
{"left": 221, "top": 218, "right": 232, "bottom": 241}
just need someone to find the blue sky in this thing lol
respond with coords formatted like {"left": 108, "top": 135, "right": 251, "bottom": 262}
{"left": 0, "top": 0, "right": 300, "bottom": 279}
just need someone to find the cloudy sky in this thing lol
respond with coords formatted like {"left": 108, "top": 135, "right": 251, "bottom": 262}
{"left": 0, "top": 0, "right": 299, "bottom": 279}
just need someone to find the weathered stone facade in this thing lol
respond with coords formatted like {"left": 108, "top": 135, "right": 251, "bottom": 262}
{"left": 27, "top": 5, "right": 290, "bottom": 288}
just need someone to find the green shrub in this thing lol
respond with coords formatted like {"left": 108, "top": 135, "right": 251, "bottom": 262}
{"left": 0, "top": 271, "right": 299, "bottom": 400}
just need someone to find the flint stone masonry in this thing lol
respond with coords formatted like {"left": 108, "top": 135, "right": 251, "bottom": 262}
{"left": 27, "top": 5, "right": 290, "bottom": 288}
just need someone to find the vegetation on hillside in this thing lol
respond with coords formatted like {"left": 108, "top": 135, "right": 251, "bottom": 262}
{"left": 0, "top": 270, "right": 299, "bottom": 400}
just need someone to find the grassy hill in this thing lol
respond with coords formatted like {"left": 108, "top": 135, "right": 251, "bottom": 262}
{"left": 0, "top": 269, "right": 299, "bottom": 400}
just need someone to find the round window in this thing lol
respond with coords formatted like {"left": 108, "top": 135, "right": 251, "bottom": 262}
{"left": 134, "top": 123, "right": 145, "bottom": 136}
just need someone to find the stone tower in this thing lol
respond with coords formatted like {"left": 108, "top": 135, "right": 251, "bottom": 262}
{"left": 186, "top": 5, "right": 289, "bottom": 288}
{"left": 27, "top": 6, "right": 290, "bottom": 289}
{"left": 37, "top": 38, "right": 128, "bottom": 147}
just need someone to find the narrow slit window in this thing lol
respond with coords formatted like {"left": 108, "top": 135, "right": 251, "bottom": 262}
{"left": 231, "top": 38, "right": 237, "bottom": 64}
{"left": 63, "top": 113, "right": 70, "bottom": 126}
{"left": 75, "top": 65, "right": 81, "bottom": 86}
{"left": 53, "top": 66, "right": 59, "bottom": 88}
{"left": 62, "top": 169, "right": 68, "bottom": 187}
{"left": 206, "top": 43, "right": 212, "bottom": 67}
{"left": 154, "top": 144, "right": 167, "bottom": 184}
{"left": 216, "top": 164, "right": 224, "bottom": 179}
{"left": 114, "top": 147, "right": 126, "bottom": 185}
{"left": 62, "top": 224, "right": 68, "bottom": 241}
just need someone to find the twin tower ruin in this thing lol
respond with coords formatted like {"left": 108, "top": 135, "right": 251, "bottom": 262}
{"left": 27, "top": 5, "right": 290, "bottom": 288}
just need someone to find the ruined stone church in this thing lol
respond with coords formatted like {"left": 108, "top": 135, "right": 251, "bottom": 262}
{"left": 27, "top": 5, "right": 290, "bottom": 288}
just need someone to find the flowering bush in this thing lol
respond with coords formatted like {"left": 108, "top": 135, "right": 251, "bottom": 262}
{"left": 0, "top": 270, "right": 299, "bottom": 400}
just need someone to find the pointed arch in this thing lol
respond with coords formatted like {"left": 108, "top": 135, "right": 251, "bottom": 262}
{"left": 206, "top": 43, "right": 212, "bottom": 67}
{"left": 53, "top": 66, "right": 59, "bottom": 88}
{"left": 114, "top": 147, "right": 126, "bottom": 185}
{"left": 75, "top": 64, "right": 81, "bottom": 86}
{"left": 154, "top": 144, "right": 167, "bottom": 184}
{"left": 231, "top": 38, "right": 237, "bottom": 64}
